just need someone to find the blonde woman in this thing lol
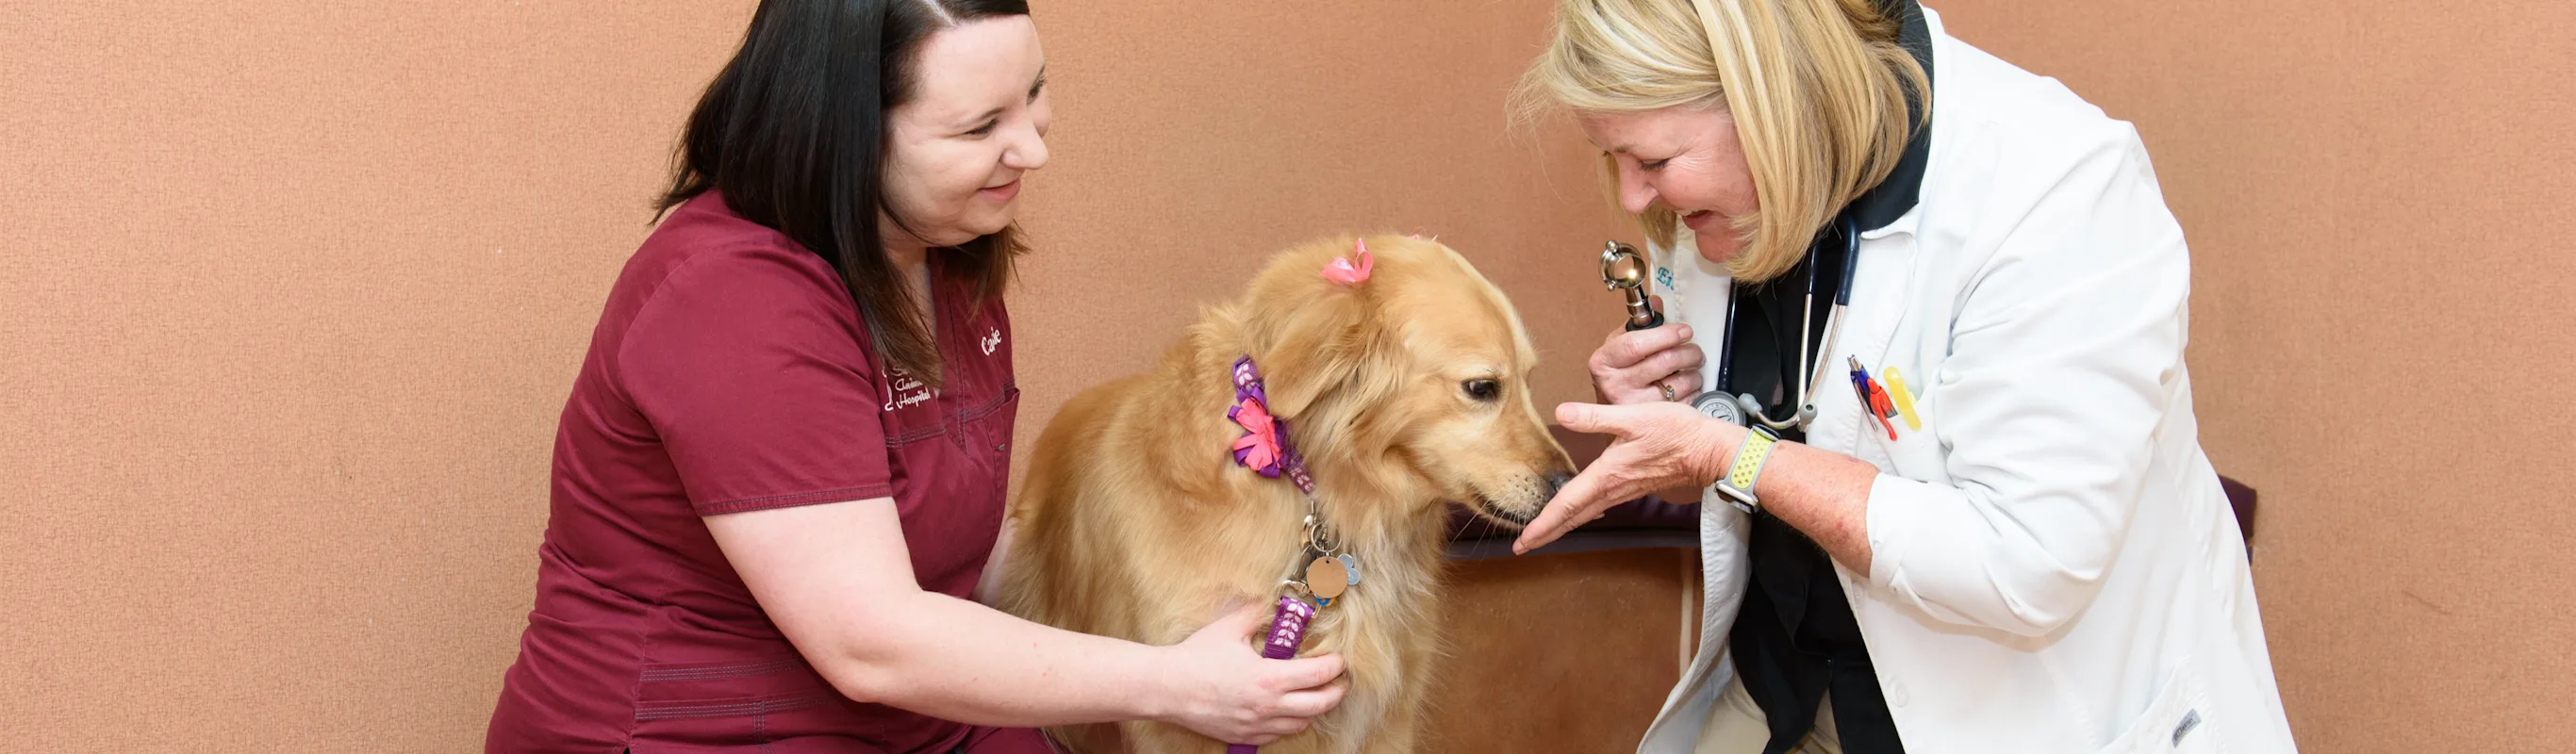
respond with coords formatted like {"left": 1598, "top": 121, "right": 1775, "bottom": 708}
{"left": 1511, "top": 1, "right": 2297, "bottom": 752}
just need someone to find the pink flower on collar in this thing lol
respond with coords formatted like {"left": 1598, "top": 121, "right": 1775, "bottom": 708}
{"left": 1230, "top": 397, "right": 1283, "bottom": 477}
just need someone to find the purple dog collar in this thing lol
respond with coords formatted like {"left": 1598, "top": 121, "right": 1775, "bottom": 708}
{"left": 1228, "top": 356, "right": 1318, "bottom": 497}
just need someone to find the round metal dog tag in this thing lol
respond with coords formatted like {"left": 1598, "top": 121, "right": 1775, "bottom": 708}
{"left": 1306, "top": 557, "right": 1348, "bottom": 599}
{"left": 1337, "top": 553, "right": 1360, "bottom": 586}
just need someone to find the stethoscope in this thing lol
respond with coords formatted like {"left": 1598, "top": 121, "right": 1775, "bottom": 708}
{"left": 1598, "top": 216, "right": 1860, "bottom": 432}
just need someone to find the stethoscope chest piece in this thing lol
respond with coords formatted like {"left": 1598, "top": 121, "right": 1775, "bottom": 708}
{"left": 1693, "top": 390, "right": 1818, "bottom": 431}
{"left": 1692, "top": 391, "right": 1745, "bottom": 426}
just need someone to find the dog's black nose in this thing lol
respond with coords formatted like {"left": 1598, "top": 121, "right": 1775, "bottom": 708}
{"left": 1542, "top": 470, "right": 1574, "bottom": 500}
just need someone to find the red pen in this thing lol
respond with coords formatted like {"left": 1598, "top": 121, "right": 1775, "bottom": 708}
{"left": 1867, "top": 381, "right": 1898, "bottom": 440}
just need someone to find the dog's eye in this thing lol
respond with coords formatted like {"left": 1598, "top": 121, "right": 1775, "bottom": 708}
{"left": 1462, "top": 379, "right": 1500, "bottom": 402}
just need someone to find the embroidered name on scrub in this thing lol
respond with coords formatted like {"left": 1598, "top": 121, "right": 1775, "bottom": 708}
{"left": 980, "top": 327, "right": 1002, "bottom": 356}
{"left": 884, "top": 369, "right": 933, "bottom": 411}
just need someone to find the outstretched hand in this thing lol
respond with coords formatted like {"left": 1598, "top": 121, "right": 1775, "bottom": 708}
{"left": 1513, "top": 401, "right": 1739, "bottom": 554}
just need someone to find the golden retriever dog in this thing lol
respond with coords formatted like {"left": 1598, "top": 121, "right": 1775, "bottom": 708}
{"left": 996, "top": 235, "right": 1576, "bottom": 753}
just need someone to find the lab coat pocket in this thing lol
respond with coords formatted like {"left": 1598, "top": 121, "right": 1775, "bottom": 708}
{"left": 2095, "top": 664, "right": 2216, "bottom": 754}
{"left": 1874, "top": 390, "right": 1949, "bottom": 485}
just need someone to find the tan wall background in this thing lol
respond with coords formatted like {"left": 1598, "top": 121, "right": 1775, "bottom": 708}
{"left": 2, "top": 1, "right": 2564, "bottom": 751}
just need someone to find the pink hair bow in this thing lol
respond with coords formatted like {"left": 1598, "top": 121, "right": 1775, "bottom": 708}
{"left": 1320, "top": 238, "right": 1374, "bottom": 287}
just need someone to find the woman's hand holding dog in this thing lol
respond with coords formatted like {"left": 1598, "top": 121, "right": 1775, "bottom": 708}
{"left": 1588, "top": 300, "right": 1703, "bottom": 405}
{"left": 1154, "top": 600, "right": 1349, "bottom": 745}
{"left": 1513, "top": 401, "right": 1737, "bottom": 554}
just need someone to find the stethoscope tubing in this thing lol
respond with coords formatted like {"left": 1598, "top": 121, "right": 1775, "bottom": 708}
{"left": 1710, "top": 217, "right": 1860, "bottom": 432}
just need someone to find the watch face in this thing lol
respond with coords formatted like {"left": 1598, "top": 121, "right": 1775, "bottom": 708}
{"left": 1693, "top": 391, "right": 1744, "bottom": 426}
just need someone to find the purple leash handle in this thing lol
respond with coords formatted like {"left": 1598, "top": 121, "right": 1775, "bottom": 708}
{"left": 1225, "top": 596, "right": 1319, "bottom": 754}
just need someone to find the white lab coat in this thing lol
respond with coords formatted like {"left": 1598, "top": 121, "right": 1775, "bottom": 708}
{"left": 1635, "top": 9, "right": 2299, "bottom": 753}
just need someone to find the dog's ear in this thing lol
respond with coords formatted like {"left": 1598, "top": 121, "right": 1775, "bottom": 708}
{"left": 1247, "top": 245, "right": 1400, "bottom": 421}
{"left": 1256, "top": 289, "right": 1380, "bottom": 419}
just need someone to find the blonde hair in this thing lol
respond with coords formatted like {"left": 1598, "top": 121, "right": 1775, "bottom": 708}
{"left": 1518, "top": 0, "right": 1928, "bottom": 282}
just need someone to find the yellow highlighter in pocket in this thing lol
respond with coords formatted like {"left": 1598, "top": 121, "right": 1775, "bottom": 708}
{"left": 1881, "top": 367, "right": 1923, "bottom": 432}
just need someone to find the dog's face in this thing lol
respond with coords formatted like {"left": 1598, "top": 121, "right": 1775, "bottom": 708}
{"left": 1246, "top": 236, "right": 1576, "bottom": 529}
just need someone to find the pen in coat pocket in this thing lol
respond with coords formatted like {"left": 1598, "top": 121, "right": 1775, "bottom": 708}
{"left": 1848, "top": 356, "right": 1897, "bottom": 441}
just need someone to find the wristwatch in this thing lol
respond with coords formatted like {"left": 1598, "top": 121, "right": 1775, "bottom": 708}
{"left": 1714, "top": 425, "right": 1780, "bottom": 516}
{"left": 1693, "top": 390, "right": 1776, "bottom": 516}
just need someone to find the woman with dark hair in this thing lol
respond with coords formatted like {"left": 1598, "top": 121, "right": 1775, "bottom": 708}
{"left": 485, "top": 2, "right": 1346, "bottom": 751}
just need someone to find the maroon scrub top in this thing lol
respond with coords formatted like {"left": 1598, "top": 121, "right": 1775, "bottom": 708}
{"left": 486, "top": 193, "right": 1022, "bottom": 753}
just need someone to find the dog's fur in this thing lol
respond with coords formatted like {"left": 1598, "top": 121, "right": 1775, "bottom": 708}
{"left": 996, "top": 235, "right": 1575, "bottom": 753}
